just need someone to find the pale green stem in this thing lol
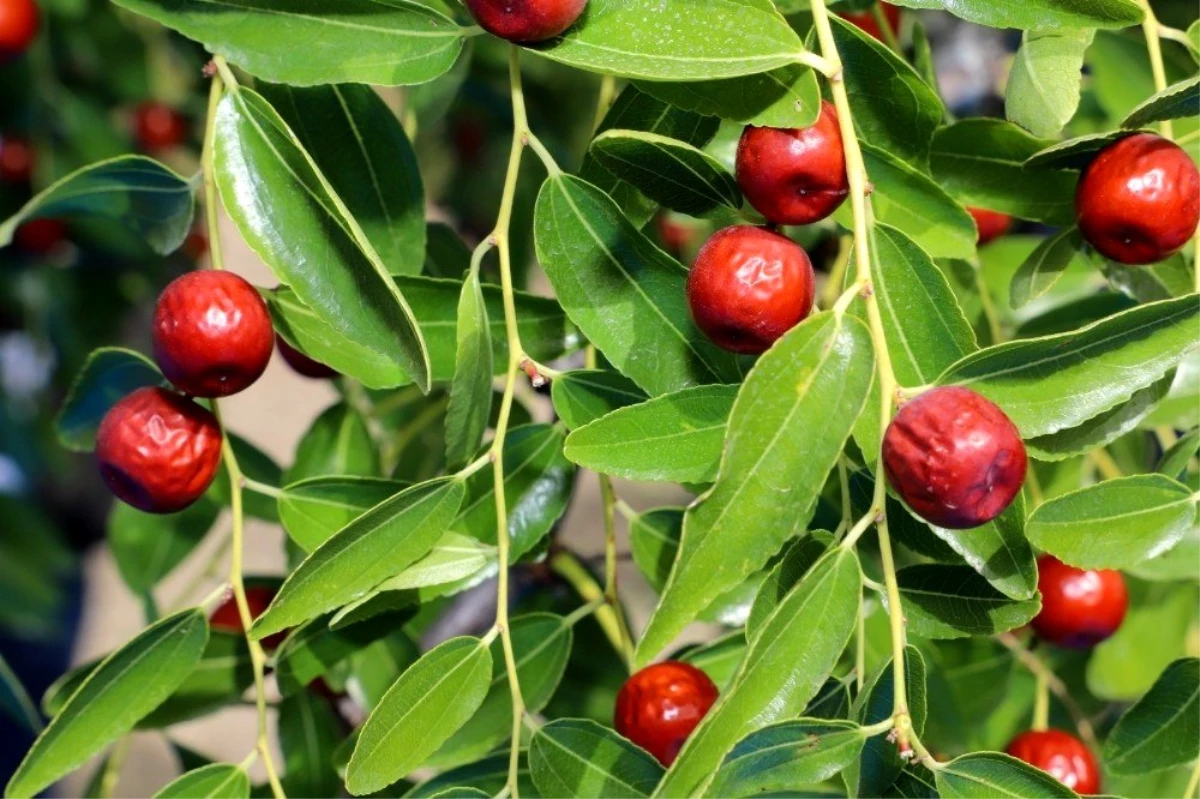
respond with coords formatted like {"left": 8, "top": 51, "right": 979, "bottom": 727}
{"left": 1137, "top": 0, "right": 1174, "bottom": 139}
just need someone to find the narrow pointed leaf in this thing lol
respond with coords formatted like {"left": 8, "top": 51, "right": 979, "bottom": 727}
{"left": 1123, "top": 76, "right": 1200, "bottom": 128}
{"left": 1103, "top": 658, "right": 1199, "bottom": 775}
{"left": 705, "top": 719, "right": 866, "bottom": 798}
{"left": 278, "top": 477, "right": 408, "bottom": 552}
{"left": 382, "top": 532, "right": 495, "bottom": 591}
{"left": 0, "top": 654, "right": 40, "bottom": 734}
{"left": 638, "top": 62, "right": 821, "bottom": 129}
{"left": 745, "top": 531, "right": 835, "bottom": 639}
{"left": 445, "top": 265, "right": 492, "bottom": 469}
{"left": 279, "top": 691, "right": 344, "bottom": 798}
{"left": 847, "top": 648, "right": 927, "bottom": 797}
{"left": 274, "top": 611, "right": 407, "bottom": 697}
{"left": 153, "top": 764, "right": 249, "bottom": 799}
{"left": 1010, "top": 228, "right": 1086, "bottom": 309}
{"left": 55, "top": 348, "right": 163, "bottom": 452}
{"left": 284, "top": 402, "right": 379, "bottom": 484}
{"left": 1026, "top": 372, "right": 1174, "bottom": 461}
{"left": 890, "top": 0, "right": 1142, "bottom": 30}
{"left": 108, "top": 499, "right": 219, "bottom": 594}
{"left": 934, "top": 752, "right": 1079, "bottom": 798}
{"left": 529, "top": 719, "right": 663, "bottom": 799}
{"left": 891, "top": 565, "right": 1042, "bottom": 639}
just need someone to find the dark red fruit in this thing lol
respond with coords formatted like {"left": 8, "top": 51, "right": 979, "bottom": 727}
{"left": 95, "top": 387, "right": 222, "bottom": 514}
{"left": 153, "top": 270, "right": 274, "bottom": 398}
{"left": 0, "top": 0, "right": 39, "bottom": 59}
{"left": 1006, "top": 729, "right": 1101, "bottom": 794}
{"left": 736, "top": 101, "right": 848, "bottom": 226}
{"left": 614, "top": 661, "right": 718, "bottom": 766}
{"left": 463, "top": 0, "right": 586, "bottom": 42}
{"left": 1032, "top": 555, "right": 1127, "bottom": 649}
{"left": 1076, "top": 133, "right": 1200, "bottom": 265}
{"left": 883, "top": 386, "right": 1027, "bottom": 529}
{"left": 13, "top": 218, "right": 65, "bottom": 253}
{"left": 182, "top": 230, "right": 208, "bottom": 261}
{"left": 0, "top": 136, "right": 33, "bottom": 183}
{"left": 969, "top": 207, "right": 1012, "bottom": 246}
{"left": 277, "top": 335, "right": 338, "bottom": 379}
{"left": 687, "top": 225, "right": 815, "bottom": 354}
{"left": 133, "top": 102, "right": 189, "bottom": 151}
{"left": 210, "top": 585, "right": 288, "bottom": 651}
{"left": 838, "top": 2, "right": 901, "bottom": 43}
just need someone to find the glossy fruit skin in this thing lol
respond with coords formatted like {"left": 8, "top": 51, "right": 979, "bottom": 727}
{"left": 1006, "top": 729, "right": 1101, "bottom": 794}
{"left": 210, "top": 585, "right": 288, "bottom": 651}
{"left": 0, "top": 0, "right": 39, "bottom": 59}
{"left": 1032, "top": 555, "right": 1128, "bottom": 648}
{"left": 133, "top": 102, "right": 189, "bottom": 151}
{"left": 13, "top": 218, "right": 66, "bottom": 252}
{"left": 464, "top": 0, "right": 586, "bottom": 42}
{"left": 838, "top": 2, "right": 900, "bottom": 43}
{"left": 277, "top": 335, "right": 338, "bottom": 379}
{"left": 95, "top": 387, "right": 222, "bottom": 514}
{"left": 687, "top": 226, "right": 815, "bottom": 355}
{"left": 969, "top": 207, "right": 1012, "bottom": 245}
{"left": 614, "top": 661, "right": 719, "bottom": 766}
{"left": 883, "top": 386, "right": 1027, "bottom": 529}
{"left": 736, "top": 101, "right": 849, "bottom": 226}
{"left": 1075, "top": 133, "right": 1200, "bottom": 265}
{"left": 0, "top": 136, "right": 33, "bottom": 183}
{"left": 153, "top": 270, "right": 274, "bottom": 398}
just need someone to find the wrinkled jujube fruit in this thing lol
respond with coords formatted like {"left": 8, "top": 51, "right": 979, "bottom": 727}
{"left": 1005, "top": 729, "right": 1101, "bottom": 795}
{"left": 736, "top": 101, "right": 849, "bottom": 226}
{"left": 615, "top": 661, "right": 719, "bottom": 766}
{"left": 687, "top": 225, "right": 815, "bottom": 354}
{"left": 1075, "top": 133, "right": 1200, "bottom": 265}
{"left": 95, "top": 386, "right": 222, "bottom": 514}
{"left": 838, "top": 2, "right": 901, "bottom": 43}
{"left": 277, "top": 335, "right": 339, "bottom": 379}
{"left": 133, "top": 102, "right": 189, "bottom": 151}
{"left": 1032, "top": 555, "right": 1128, "bottom": 649}
{"left": 969, "top": 207, "right": 1012, "bottom": 246}
{"left": 13, "top": 218, "right": 66, "bottom": 253}
{"left": 883, "top": 386, "right": 1027, "bottom": 529}
{"left": 0, "top": 136, "right": 33, "bottom": 183}
{"left": 209, "top": 585, "right": 288, "bottom": 651}
{"left": 153, "top": 270, "right": 274, "bottom": 398}
{"left": 0, "top": 0, "right": 39, "bottom": 58}
{"left": 463, "top": 0, "right": 586, "bottom": 42}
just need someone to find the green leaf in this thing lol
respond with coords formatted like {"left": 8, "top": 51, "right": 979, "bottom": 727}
{"left": 534, "top": 174, "right": 741, "bottom": 396}
{"left": 846, "top": 648, "right": 927, "bottom": 797}
{"left": 1023, "top": 131, "right": 1131, "bottom": 171}
{"left": 679, "top": 632, "right": 748, "bottom": 692}
{"left": 889, "top": 0, "right": 1142, "bottom": 30}
{"left": 279, "top": 690, "right": 345, "bottom": 798}
{"left": 638, "top": 63, "right": 822, "bottom": 129}
{"left": 1010, "top": 228, "right": 1086, "bottom": 309}
{"left": 552, "top": 370, "right": 648, "bottom": 430}
{"left": 284, "top": 402, "right": 379, "bottom": 484}
{"left": 456, "top": 424, "right": 574, "bottom": 563}
{"left": 637, "top": 312, "right": 873, "bottom": 666}
{"left": 278, "top": 476, "right": 408, "bottom": 552}
{"left": 1005, "top": 29, "right": 1093, "bottom": 139}
{"left": 529, "top": 718, "right": 664, "bottom": 799}
{"left": 705, "top": 719, "right": 866, "bottom": 798}
{"left": 656, "top": 548, "right": 862, "bottom": 797}
{"left": 629, "top": 507, "right": 686, "bottom": 592}
{"left": 745, "top": 531, "right": 835, "bottom": 639}
{"left": 934, "top": 751, "right": 1079, "bottom": 798}
{"left": 589, "top": 130, "right": 740, "bottom": 218}
{"left": 938, "top": 295, "right": 1200, "bottom": 438}
{"left": 253, "top": 477, "right": 464, "bottom": 638}
{"left": 891, "top": 565, "right": 1041, "bottom": 639}
{"left": 534, "top": 0, "right": 806, "bottom": 81}
{"left": 1025, "top": 372, "right": 1174, "bottom": 461}
{"left": 108, "top": 499, "right": 218, "bottom": 594}
{"left": 259, "top": 83, "right": 425, "bottom": 277}
{"left": 1104, "top": 658, "right": 1199, "bottom": 775}
{"left": 1103, "top": 254, "right": 1196, "bottom": 304}
{"left": 0, "top": 156, "right": 193, "bottom": 254}
{"left": 273, "top": 610, "right": 406, "bottom": 696}
{"left": 931, "top": 119, "right": 1078, "bottom": 225}
{"left": 6, "top": 609, "right": 208, "bottom": 799}
{"left": 381, "top": 532, "right": 495, "bottom": 591}
{"left": 1123, "top": 75, "right": 1200, "bottom": 128}
{"left": 112, "top": 0, "right": 463, "bottom": 86}
{"left": 564, "top": 385, "right": 737, "bottom": 483}
{"left": 1158, "top": 427, "right": 1200, "bottom": 480}
{"left": 140, "top": 631, "right": 254, "bottom": 728}
{"left": 346, "top": 636, "right": 492, "bottom": 796}
{"left": 153, "top": 764, "right": 250, "bottom": 799}
{"left": 430, "top": 614, "right": 573, "bottom": 768}
{"left": 444, "top": 265, "right": 492, "bottom": 470}
{"left": 405, "top": 754, "right": 537, "bottom": 799}
{"left": 1089, "top": 582, "right": 1199, "bottom": 700}
{"left": 208, "top": 434, "right": 281, "bottom": 523}
{"left": 0, "top": 653, "right": 41, "bottom": 734}
{"left": 1027, "top": 475, "right": 1199, "bottom": 568}
{"left": 927, "top": 495, "right": 1036, "bottom": 601}
{"left": 55, "top": 348, "right": 163, "bottom": 452}
{"left": 423, "top": 222, "right": 471, "bottom": 279}
{"left": 832, "top": 16, "right": 944, "bottom": 166}
{"left": 213, "top": 88, "right": 430, "bottom": 391}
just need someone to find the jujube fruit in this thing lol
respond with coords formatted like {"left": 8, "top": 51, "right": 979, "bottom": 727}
{"left": 0, "top": 0, "right": 39, "bottom": 59}
{"left": 133, "top": 102, "right": 189, "bottom": 151}
{"left": 1005, "top": 729, "right": 1101, "bottom": 794}
{"left": 95, "top": 386, "right": 222, "bottom": 514}
{"left": 883, "top": 386, "right": 1027, "bottom": 529}
{"left": 968, "top": 207, "right": 1012, "bottom": 245}
{"left": 1031, "top": 555, "right": 1127, "bottom": 648}
{"left": 277, "top": 335, "right": 338, "bottom": 379}
{"left": 210, "top": 585, "right": 288, "bottom": 651}
{"left": 463, "top": 0, "right": 586, "bottom": 43}
{"left": 736, "top": 101, "right": 849, "bottom": 226}
{"left": 614, "top": 661, "right": 718, "bottom": 766}
{"left": 153, "top": 270, "right": 274, "bottom": 398}
{"left": 1075, "top": 133, "right": 1200, "bottom": 265}
{"left": 838, "top": 2, "right": 900, "bottom": 43}
{"left": 687, "top": 225, "right": 815, "bottom": 354}
{"left": 0, "top": 136, "right": 33, "bottom": 183}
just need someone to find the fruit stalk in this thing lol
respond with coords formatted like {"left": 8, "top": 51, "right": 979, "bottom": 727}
{"left": 998, "top": 633, "right": 1100, "bottom": 750}
{"left": 201, "top": 71, "right": 225, "bottom": 270}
